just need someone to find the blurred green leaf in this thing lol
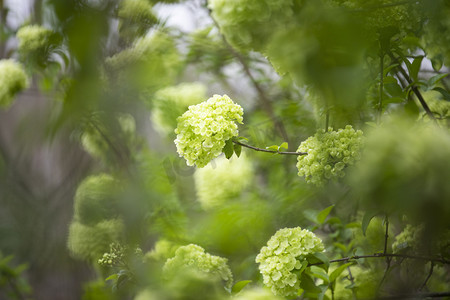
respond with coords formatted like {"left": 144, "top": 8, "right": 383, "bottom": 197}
{"left": 231, "top": 280, "right": 252, "bottom": 295}
{"left": 223, "top": 139, "right": 234, "bottom": 159}
{"left": 329, "top": 262, "right": 353, "bottom": 283}
{"left": 317, "top": 205, "right": 334, "bottom": 224}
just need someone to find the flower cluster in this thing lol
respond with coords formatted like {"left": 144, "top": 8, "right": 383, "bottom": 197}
{"left": 151, "top": 82, "right": 206, "bottom": 136}
{"left": 67, "top": 219, "right": 124, "bottom": 262}
{"left": 145, "top": 239, "right": 180, "bottom": 262}
{"left": 194, "top": 154, "right": 252, "bottom": 209}
{"left": 392, "top": 224, "right": 424, "bottom": 253}
{"left": 163, "top": 244, "right": 233, "bottom": 289}
{"left": 73, "top": 174, "right": 120, "bottom": 225}
{"left": 208, "top": 0, "right": 294, "bottom": 51}
{"left": 16, "top": 25, "right": 54, "bottom": 55}
{"left": 174, "top": 94, "right": 243, "bottom": 168}
{"left": 296, "top": 125, "right": 364, "bottom": 186}
{"left": 0, "top": 59, "right": 29, "bottom": 108}
{"left": 255, "top": 227, "right": 324, "bottom": 297}
{"left": 98, "top": 243, "right": 126, "bottom": 267}
{"left": 118, "top": 0, "right": 157, "bottom": 41}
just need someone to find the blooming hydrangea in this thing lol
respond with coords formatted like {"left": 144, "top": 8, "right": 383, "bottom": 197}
{"left": 208, "top": 0, "right": 294, "bottom": 51}
{"left": 16, "top": 25, "right": 54, "bottom": 55}
{"left": 0, "top": 59, "right": 28, "bottom": 108}
{"left": 392, "top": 224, "right": 424, "bottom": 253}
{"left": 296, "top": 125, "right": 364, "bottom": 186}
{"left": 174, "top": 94, "right": 243, "bottom": 168}
{"left": 67, "top": 219, "right": 124, "bottom": 262}
{"left": 151, "top": 82, "right": 206, "bottom": 136}
{"left": 163, "top": 244, "right": 233, "bottom": 289}
{"left": 255, "top": 227, "right": 324, "bottom": 297}
{"left": 73, "top": 174, "right": 120, "bottom": 226}
{"left": 194, "top": 154, "right": 252, "bottom": 209}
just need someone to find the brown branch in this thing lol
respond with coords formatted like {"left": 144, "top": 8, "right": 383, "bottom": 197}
{"left": 309, "top": 253, "right": 450, "bottom": 266}
{"left": 232, "top": 140, "right": 307, "bottom": 156}
{"left": 419, "top": 262, "right": 434, "bottom": 292}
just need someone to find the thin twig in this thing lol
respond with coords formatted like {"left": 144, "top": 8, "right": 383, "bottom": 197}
{"left": 383, "top": 216, "right": 389, "bottom": 255}
{"left": 419, "top": 262, "right": 434, "bottom": 292}
{"left": 379, "top": 51, "right": 384, "bottom": 123}
{"left": 232, "top": 140, "right": 307, "bottom": 156}
{"left": 308, "top": 253, "right": 450, "bottom": 266}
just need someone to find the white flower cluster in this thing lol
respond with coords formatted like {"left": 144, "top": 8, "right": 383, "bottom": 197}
{"left": 151, "top": 82, "right": 206, "bottom": 136}
{"left": 0, "top": 59, "right": 28, "bottom": 108}
{"left": 163, "top": 244, "right": 233, "bottom": 289}
{"left": 208, "top": 0, "right": 294, "bottom": 51}
{"left": 16, "top": 25, "right": 54, "bottom": 55}
{"left": 296, "top": 125, "right": 364, "bottom": 186}
{"left": 174, "top": 94, "right": 243, "bottom": 168}
{"left": 256, "top": 227, "right": 324, "bottom": 297}
{"left": 194, "top": 154, "right": 252, "bottom": 209}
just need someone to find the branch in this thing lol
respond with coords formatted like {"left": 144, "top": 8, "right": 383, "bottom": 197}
{"left": 232, "top": 140, "right": 307, "bottom": 156}
{"left": 387, "top": 52, "right": 437, "bottom": 122}
{"left": 309, "top": 253, "right": 450, "bottom": 266}
{"left": 419, "top": 262, "right": 434, "bottom": 291}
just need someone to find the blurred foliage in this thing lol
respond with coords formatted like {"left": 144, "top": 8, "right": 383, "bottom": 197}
{"left": 0, "top": 0, "right": 449, "bottom": 299}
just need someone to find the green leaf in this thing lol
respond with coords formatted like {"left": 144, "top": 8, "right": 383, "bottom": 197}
{"left": 384, "top": 97, "right": 405, "bottom": 104}
{"left": 428, "top": 73, "right": 449, "bottom": 88}
{"left": 307, "top": 252, "right": 330, "bottom": 271}
{"left": 431, "top": 55, "right": 444, "bottom": 71}
{"left": 333, "top": 242, "right": 348, "bottom": 253}
{"left": 223, "top": 139, "right": 234, "bottom": 159}
{"left": 362, "top": 211, "right": 378, "bottom": 236}
{"left": 409, "top": 56, "right": 424, "bottom": 81}
{"left": 231, "top": 280, "right": 252, "bottom": 295}
{"left": 279, "top": 142, "right": 288, "bottom": 151}
{"left": 433, "top": 87, "right": 450, "bottom": 101}
{"left": 317, "top": 205, "right": 334, "bottom": 224}
{"left": 304, "top": 209, "right": 318, "bottom": 224}
{"left": 233, "top": 143, "right": 242, "bottom": 157}
{"left": 329, "top": 262, "right": 353, "bottom": 283}
{"left": 105, "top": 274, "right": 118, "bottom": 282}
{"left": 300, "top": 273, "right": 321, "bottom": 293}
{"left": 308, "top": 266, "right": 329, "bottom": 283}
{"left": 237, "top": 136, "right": 248, "bottom": 143}
{"left": 266, "top": 145, "right": 279, "bottom": 152}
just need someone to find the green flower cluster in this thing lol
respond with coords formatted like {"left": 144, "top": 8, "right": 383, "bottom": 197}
{"left": 296, "top": 125, "right": 364, "bottom": 186}
{"left": 16, "top": 25, "right": 54, "bottom": 55}
{"left": 255, "top": 227, "right": 324, "bottom": 297}
{"left": 145, "top": 239, "right": 180, "bottom": 262}
{"left": 118, "top": 0, "right": 157, "bottom": 41}
{"left": 163, "top": 244, "right": 233, "bottom": 289}
{"left": 67, "top": 174, "right": 123, "bottom": 262}
{"left": 105, "top": 31, "right": 181, "bottom": 93}
{"left": 0, "top": 59, "right": 28, "bottom": 109}
{"left": 98, "top": 243, "right": 126, "bottom": 267}
{"left": 208, "top": 0, "right": 294, "bottom": 51}
{"left": 174, "top": 94, "right": 243, "bottom": 168}
{"left": 194, "top": 154, "right": 252, "bottom": 209}
{"left": 67, "top": 219, "right": 124, "bottom": 262}
{"left": 392, "top": 224, "right": 424, "bottom": 253}
{"left": 151, "top": 82, "right": 206, "bottom": 136}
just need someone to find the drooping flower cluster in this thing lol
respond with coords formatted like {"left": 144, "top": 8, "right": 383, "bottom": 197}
{"left": 208, "top": 0, "right": 294, "bottom": 51}
{"left": 174, "top": 94, "right": 243, "bottom": 168}
{"left": 255, "top": 227, "right": 324, "bottom": 297}
{"left": 163, "top": 244, "right": 233, "bottom": 289}
{"left": 0, "top": 59, "right": 29, "bottom": 108}
{"left": 151, "top": 82, "right": 206, "bottom": 136}
{"left": 194, "top": 154, "right": 252, "bottom": 209}
{"left": 296, "top": 125, "right": 364, "bottom": 186}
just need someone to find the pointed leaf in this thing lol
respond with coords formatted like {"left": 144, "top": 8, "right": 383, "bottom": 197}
{"left": 409, "top": 56, "right": 424, "bottom": 81}
{"left": 223, "top": 139, "right": 234, "bottom": 159}
{"left": 362, "top": 211, "right": 378, "bottom": 236}
{"left": 428, "top": 73, "right": 449, "bottom": 88}
{"left": 329, "top": 262, "right": 354, "bottom": 283}
{"left": 231, "top": 280, "right": 252, "bottom": 295}
{"left": 279, "top": 142, "right": 288, "bottom": 151}
{"left": 233, "top": 143, "right": 242, "bottom": 157}
{"left": 433, "top": 87, "right": 450, "bottom": 101}
{"left": 317, "top": 205, "right": 334, "bottom": 224}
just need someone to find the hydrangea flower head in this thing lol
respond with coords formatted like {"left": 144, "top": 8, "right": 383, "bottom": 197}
{"left": 0, "top": 59, "right": 29, "bottom": 108}
{"left": 163, "top": 244, "right": 233, "bottom": 289}
{"left": 255, "top": 227, "right": 324, "bottom": 297}
{"left": 296, "top": 125, "right": 364, "bottom": 186}
{"left": 194, "top": 154, "right": 252, "bottom": 209}
{"left": 16, "top": 25, "right": 54, "bottom": 54}
{"left": 174, "top": 94, "right": 243, "bottom": 168}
